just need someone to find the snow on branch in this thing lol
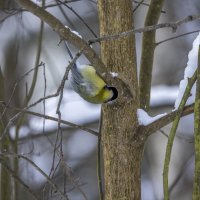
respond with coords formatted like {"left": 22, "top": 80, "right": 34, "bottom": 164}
{"left": 137, "top": 109, "right": 167, "bottom": 126}
{"left": 175, "top": 32, "right": 200, "bottom": 109}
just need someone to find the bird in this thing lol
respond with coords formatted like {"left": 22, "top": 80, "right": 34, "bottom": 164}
{"left": 68, "top": 64, "right": 118, "bottom": 104}
{"left": 66, "top": 41, "right": 118, "bottom": 104}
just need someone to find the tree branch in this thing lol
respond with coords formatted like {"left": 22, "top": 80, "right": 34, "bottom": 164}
{"left": 0, "top": 103, "right": 98, "bottom": 137}
{"left": 0, "top": 153, "right": 69, "bottom": 200}
{"left": 139, "top": 0, "right": 164, "bottom": 111}
{"left": 192, "top": 46, "right": 200, "bottom": 199}
{"left": 15, "top": 0, "right": 107, "bottom": 75}
{"left": 89, "top": 14, "right": 200, "bottom": 44}
{"left": 163, "top": 71, "right": 197, "bottom": 200}
{"left": 142, "top": 103, "right": 194, "bottom": 137}
{"left": 0, "top": 159, "right": 40, "bottom": 200}
{"left": 156, "top": 30, "right": 200, "bottom": 46}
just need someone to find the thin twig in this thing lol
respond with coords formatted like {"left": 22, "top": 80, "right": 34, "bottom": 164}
{"left": 89, "top": 14, "right": 200, "bottom": 44}
{"left": 57, "top": 2, "right": 77, "bottom": 31}
{"left": 16, "top": 0, "right": 107, "bottom": 74}
{"left": 0, "top": 104, "right": 98, "bottom": 136}
{"left": 25, "top": 17, "right": 44, "bottom": 104}
{"left": 163, "top": 71, "right": 197, "bottom": 200}
{"left": 159, "top": 129, "right": 194, "bottom": 143}
{"left": 156, "top": 30, "right": 200, "bottom": 46}
{"left": 52, "top": 48, "right": 86, "bottom": 187}
{"left": 192, "top": 45, "right": 200, "bottom": 198}
{"left": 97, "top": 109, "right": 104, "bottom": 200}
{"left": 133, "top": 0, "right": 166, "bottom": 13}
{"left": 57, "top": 0, "right": 98, "bottom": 38}
{"left": 0, "top": 47, "right": 84, "bottom": 140}
{"left": 57, "top": 38, "right": 92, "bottom": 199}
{"left": 0, "top": 153, "right": 69, "bottom": 200}
{"left": 0, "top": 10, "right": 23, "bottom": 24}
{"left": 42, "top": 62, "right": 47, "bottom": 135}
{"left": 0, "top": 158, "right": 40, "bottom": 200}
{"left": 133, "top": 0, "right": 145, "bottom": 13}
{"left": 159, "top": 129, "right": 168, "bottom": 138}
{"left": 169, "top": 153, "right": 194, "bottom": 196}
{"left": 0, "top": 63, "right": 44, "bottom": 120}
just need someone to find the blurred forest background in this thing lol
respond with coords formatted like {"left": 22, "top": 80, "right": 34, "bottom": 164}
{"left": 0, "top": 0, "right": 200, "bottom": 199}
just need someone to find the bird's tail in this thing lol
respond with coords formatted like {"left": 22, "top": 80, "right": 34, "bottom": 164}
{"left": 65, "top": 41, "right": 73, "bottom": 60}
{"left": 65, "top": 41, "right": 82, "bottom": 84}
{"left": 65, "top": 41, "right": 79, "bottom": 74}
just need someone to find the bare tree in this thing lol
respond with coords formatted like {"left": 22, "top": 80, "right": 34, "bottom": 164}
{"left": 0, "top": 0, "right": 200, "bottom": 200}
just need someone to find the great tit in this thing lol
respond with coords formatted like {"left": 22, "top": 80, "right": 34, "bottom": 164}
{"left": 65, "top": 41, "right": 118, "bottom": 104}
{"left": 69, "top": 64, "right": 118, "bottom": 104}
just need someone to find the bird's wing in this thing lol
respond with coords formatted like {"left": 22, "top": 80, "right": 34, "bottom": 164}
{"left": 70, "top": 65, "right": 106, "bottom": 97}
{"left": 70, "top": 63, "right": 84, "bottom": 85}
{"left": 80, "top": 66, "right": 106, "bottom": 97}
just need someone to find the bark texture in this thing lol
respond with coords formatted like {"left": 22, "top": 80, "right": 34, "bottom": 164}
{"left": 98, "top": 1, "right": 143, "bottom": 199}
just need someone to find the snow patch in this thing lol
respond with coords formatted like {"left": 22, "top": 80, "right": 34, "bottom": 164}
{"left": 137, "top": 109, "right": 167, "bottom": 126}
{"left": 65, "top": 26, "right": 82, "bottom": 38}
{"left": 110, "top": 72, "right": 118, "bottom": 77}
{"left": 174, "top": 32, "right": 200, "bottom": 109}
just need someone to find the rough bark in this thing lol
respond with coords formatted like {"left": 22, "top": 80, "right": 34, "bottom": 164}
{"left": 98, "top": 1, "right": 144, "bottom": 199}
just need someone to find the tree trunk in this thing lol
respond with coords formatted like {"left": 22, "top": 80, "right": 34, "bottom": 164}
{"left": 0, "top": 68, "right": 10, "bottom": 200}
{"left": 98, "top": 1, "right": 144, "bottom": 199}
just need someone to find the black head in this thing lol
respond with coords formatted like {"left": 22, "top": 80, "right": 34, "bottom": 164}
{"left": 106, "top": 86, "right": 118, "bottom": 102}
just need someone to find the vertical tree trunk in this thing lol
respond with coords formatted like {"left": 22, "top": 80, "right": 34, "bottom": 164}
{"left": 0, "top": 68, "right": 10, "bottom": 200}
{"left": 98, "top": 1, "right": 144, "bottom": 199}
{"left": 0, "top": 142, "right": 10, "bottom": 200}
